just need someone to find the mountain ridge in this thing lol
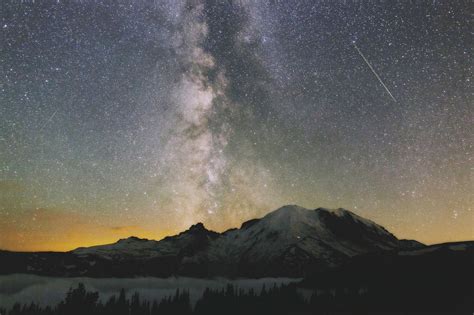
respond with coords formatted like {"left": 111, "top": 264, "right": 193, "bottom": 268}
{"left": 0, "top": 205, "right": 455, "bottom": 278}
{"left": 70, "top": 205, "right": 400, "bottom": 252}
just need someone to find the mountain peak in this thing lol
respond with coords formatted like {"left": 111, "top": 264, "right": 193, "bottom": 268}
{"left": 181, "top": 222, "right": 220, "bottom": 238}
{"left": 265, "top": 205, "right": 309, "bottom": 217}
{"left": 117, "top": 236, "right": 148, "bottom": 243}
{"left": 188, "top": 222, "right": 206, "bottom": 231}
{"left": 276, "top": 204, "right": 307, "bottom": 211}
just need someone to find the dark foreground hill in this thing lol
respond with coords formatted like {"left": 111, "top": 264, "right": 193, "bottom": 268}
{"left": 300, "top": 241, "right": 474, "bottom": 312}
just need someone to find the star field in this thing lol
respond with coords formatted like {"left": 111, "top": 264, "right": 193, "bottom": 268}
{"left": 0, "top": 0, "right": 472, "bottom": 251}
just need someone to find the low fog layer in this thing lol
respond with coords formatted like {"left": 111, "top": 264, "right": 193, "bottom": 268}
{"left": 0, "top": 274, "right": 300, "bottom": 309}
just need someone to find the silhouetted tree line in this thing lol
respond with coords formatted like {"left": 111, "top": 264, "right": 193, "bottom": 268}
{"left": 3, "top": 283, "right": 307, "bottom": 315}
{"left": 3, "top": 283, "right": 194, "bottom": 315}
{"left": 2, "top": 281, "right": 471, "bottom": 315}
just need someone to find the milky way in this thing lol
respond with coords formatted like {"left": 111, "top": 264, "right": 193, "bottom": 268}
{"left": 0, "top": 0, "right": 472, "bottom": 250}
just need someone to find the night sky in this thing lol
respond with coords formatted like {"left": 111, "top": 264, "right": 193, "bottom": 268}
{"left": 1, "top": 0, "right": 472, "bottom": 251}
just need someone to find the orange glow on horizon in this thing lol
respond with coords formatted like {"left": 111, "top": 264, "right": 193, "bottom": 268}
{"left": 1, "top": 205, "right": 472, "bottom": 252}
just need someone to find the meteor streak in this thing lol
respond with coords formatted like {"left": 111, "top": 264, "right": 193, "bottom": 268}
{"left": 353, "top": 42, "right": 397, "bottom": 103}
{"left": 39, "top": 109, "right": 58, "bottom": 131}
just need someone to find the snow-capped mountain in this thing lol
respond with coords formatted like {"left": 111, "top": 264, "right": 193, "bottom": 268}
{"left": 0, "top": 205, "right": 425, "bottom": 278}
{"left": 201, "top": 206, "right": 402, "bottom": 276}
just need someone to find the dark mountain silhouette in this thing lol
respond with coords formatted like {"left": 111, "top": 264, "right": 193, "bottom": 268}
{"left": 0, "top": 205, "right": 459, "bottom": 279}
{"left": 299, "top": 241, "right": 474, "bottom": 312}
